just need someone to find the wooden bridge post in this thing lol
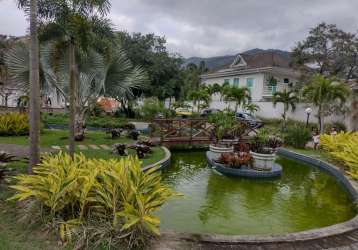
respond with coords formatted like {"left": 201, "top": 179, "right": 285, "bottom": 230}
{"left": 190, "top": 119, "right": 193, "bottom": 145}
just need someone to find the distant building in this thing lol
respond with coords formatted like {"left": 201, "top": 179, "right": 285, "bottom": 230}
{"left": 201, "top": 50, "right": 357, "bottom": 131}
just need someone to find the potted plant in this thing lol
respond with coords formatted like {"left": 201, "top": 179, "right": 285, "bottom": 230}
{"left": 208, "top": 112, "right": 237, "bottom": 153}
{"left": 250, "top": 129, "right": 283, "bottom": 170}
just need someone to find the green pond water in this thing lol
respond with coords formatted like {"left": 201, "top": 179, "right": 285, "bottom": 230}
{"left": 156, "top": 151, "right": 356, "bottom": 235}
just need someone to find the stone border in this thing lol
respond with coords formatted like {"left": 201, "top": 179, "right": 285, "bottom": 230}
{"left": 142, "top": 146, "right": 171, "bottom": 172}
{"left": 157, "top": 148, "right": 358, "bottom": 245}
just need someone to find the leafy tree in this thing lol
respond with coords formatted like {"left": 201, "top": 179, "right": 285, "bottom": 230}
{"left": 116, "top": 32, "right": 183, "bottom": 101}
{"left": 222, "top": 86, "right": 251, "bottom": 113}
{"left": 292, "top": 22, "right": 358, "bottom": 80}
{"left": 272, "top": 89, "right": 299, "bottom": 128}
{"left": 302, "top": 74, "right": 351, "bottom": 133}
{"left": 18, "top": 0, "right": 113, "bottom": 156}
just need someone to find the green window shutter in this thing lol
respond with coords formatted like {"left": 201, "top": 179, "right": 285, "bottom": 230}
{"left": 234, "top": 78, "right": 240, "bottom": 87}
{"left": 246, "top": 78, "right": 254, "bottom": 95}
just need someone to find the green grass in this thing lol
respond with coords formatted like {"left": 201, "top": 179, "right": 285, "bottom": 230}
{"left": 77, "top": 146, "right": 165, "bottom": 167}
{"left": 0, "top": 145, "right": 165, "bottom": 249}
{"left": 284, "top": 147, "right": 339, "bottom": 164}
{"left": 42, "top": 113, "right": 129, "bottom": 129}
{"left": 0, "top": 129, "right": 132, "bottom": 147}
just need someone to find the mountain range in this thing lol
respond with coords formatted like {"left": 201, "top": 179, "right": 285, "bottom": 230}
{"left": 183, "top": 48, "right": 291, "bottom": 71}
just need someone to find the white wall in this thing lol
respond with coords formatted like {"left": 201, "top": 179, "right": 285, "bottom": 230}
{"left": 204, "top": 73, "right": 265, "bottom": 102}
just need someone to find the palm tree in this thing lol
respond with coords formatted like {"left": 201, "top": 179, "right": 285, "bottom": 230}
{"left": 272, "top": 89, "right": 299, "bottom": 128}
{"left": 6, "top": 42, "right": 146, "bottom": 141}
{"left": 19, "top": 0, "right": 111, "bottom": 157}
{"left": 206, "top": 83, "right": 222, "bottom": 96}
{"left": 302, "top": 74, "right": 351, "bottom": 133}
{"left": 188, "top": 89, "right": 211, "bottom": 112}
{"left": 222, "top": 86, "right": 251, "bottom": 113}
{"left": 243, "top": 103, "right": 260, "bottom": 115}
{"left": 27, "top": 0, "right": 41, "bottom": 173}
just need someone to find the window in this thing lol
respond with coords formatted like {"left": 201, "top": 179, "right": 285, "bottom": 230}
{"left": 284, "top": 78, "right": 289, "bottom": 84}
{"left": 233, "top": 78, "right": 240, "bottom": 87}
{"left": 246, "top": 78, "right": 254, "bottom": 93}
{"left": 224, "top": 79, "right": 230, "bottom": 85}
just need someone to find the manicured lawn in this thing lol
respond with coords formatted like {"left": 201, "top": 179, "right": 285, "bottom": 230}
{"left": 0, "top": 129, "right": 131, "bottom": 147}
{"left": 42, "top": 113, "right": 129, "bottom": 129}
{"left": 0, "top": 129, "right": 166, "bottom": 167}
{"left": 77, "top": 146, "right": 165, "bottom": 167}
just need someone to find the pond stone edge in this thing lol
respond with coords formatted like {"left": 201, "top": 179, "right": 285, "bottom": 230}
{"left": 156, "top": 148, "right": 358, "bottom": 244}
{"left": 142, "top": 146, "right": 171, "bottom": 171}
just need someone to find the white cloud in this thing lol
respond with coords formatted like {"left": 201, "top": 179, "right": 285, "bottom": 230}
{"left": 1, "top": 0, "right": 358, "bottom": 57}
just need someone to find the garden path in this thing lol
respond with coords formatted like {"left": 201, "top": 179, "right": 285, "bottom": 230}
{"left": 0, "top": 144, "right": 54, "bottom": 159}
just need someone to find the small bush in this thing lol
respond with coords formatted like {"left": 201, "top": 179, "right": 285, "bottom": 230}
{"left": 0, "top": 113, "right": 29, "bottom": 136}
{"left": 284, "top": 124, "right": 311, "bottom": 149}
{"left": 139, "top": 98, "right": 173, "bottom": 120}
{"left": 321, "top": 132, "right": 358, "bottom": 179}
{"left": 325, "top": 122, "right": 347, "bottom": 133}
{"left": 9, "top": 153, "right": 179, "bottom": 249}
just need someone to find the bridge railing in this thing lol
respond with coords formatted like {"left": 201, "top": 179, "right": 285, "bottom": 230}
{"left": 152, "top": 118, "right": 214, "bottom": 145}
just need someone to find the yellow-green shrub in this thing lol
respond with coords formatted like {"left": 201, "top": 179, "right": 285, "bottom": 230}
{"left": 321, "top": 132, "right": 358, "bottom": 179}
{"left": 9, "top": 153, "right": 179, "bottom": 248}
{"left": 0, "top": 112, "right": 29, "bottom": 136}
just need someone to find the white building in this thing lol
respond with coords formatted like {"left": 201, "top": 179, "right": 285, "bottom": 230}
{"left": 201, "top": 51, "right": 357, "bottom": 130}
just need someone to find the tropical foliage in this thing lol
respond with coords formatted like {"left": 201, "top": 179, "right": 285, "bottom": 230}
{"left": 283, "top": 123, "right": 311, "bottom": 149}
{"left": 302, "top": 74, "right": 351, "bottom": 133}
{"left": 272, "top": 89, "right": 299, "bottom": 127}
{"left": 188, "top": 88, "right": 211, "bottom": 112}
{"left": 208, "top": 112, "right": 237, "bottom": 142}
{"left": 0, "top": 113, "right": 29, "bottom": 136}
{"left": 243, "top": 103, "right": 260, "bottom": 115}
{"left": 222, "top": 86, "right": 251, "bottom": 113}
{"left": 9, "top": 153, "right": 179, "bottom": 248}
{"left": 5, "top": 41, "right": 147, "bottom": 139}
{"left": 321, "top": 132, "right": 358, "bottom": 179}
{"left": 139, "top": 98, "right": 173, "bottom": 119}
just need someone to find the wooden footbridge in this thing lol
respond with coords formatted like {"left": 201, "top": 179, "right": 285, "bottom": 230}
{"left": 151, "top": 118, "right": 258, "bottom": 146}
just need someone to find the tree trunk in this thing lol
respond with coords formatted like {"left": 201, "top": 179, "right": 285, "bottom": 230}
{"left": 235, "top": 103, "right": 239, "bottom": 113}
{"left": 318, "top": 106, "right": 324, "bottom": 134}
{"left": 282, "top": 104, "right": 287, "bottom": 129}
{"left": 69, "top": 38, "right": 77, "bottom": 157}
{"left": 28, "top": 0, "right": 41, "bottom": 173}
{"left": 74, "top": 110, "right": 86, "bottom": 141}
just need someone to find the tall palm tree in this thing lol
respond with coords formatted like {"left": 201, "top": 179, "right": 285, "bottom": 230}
{"left": 222, "top": 86, "right": 251, "bottom": 113}
{"left": 302, "top": 74, "right": 351, "bottom": 133}
{"left": 28, "top": 0, "right": 41, "bottom": 173}
{"left": 18, "top": 0, "right": 111, "bottom": 157}
{"left": 272, "top": 89, "right": 299, "bottom": 128}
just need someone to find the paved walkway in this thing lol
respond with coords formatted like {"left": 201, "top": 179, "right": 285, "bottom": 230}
{"left": 0, "top": 143, "right": 113, "bottom": 158}
{"left": 151, "top": 229, "right": 358, "bottom": 249}
{"left": 0, "top": 144, "right": 54, "bottom": 158}
{"left": 50, "top": 144, "right": 112, "bottom": 151}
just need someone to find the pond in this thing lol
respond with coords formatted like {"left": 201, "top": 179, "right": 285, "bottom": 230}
{"left": 156, "top": 151, "right": 356, "bottom": 235}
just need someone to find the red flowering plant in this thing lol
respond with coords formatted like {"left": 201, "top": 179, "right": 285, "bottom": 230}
{"left": 216, "top": 152, "right": 253, "bottom": 169}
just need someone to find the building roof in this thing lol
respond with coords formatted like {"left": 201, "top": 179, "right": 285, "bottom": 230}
{"left": 201, "top": 50, "right": 297, "bottom": 80}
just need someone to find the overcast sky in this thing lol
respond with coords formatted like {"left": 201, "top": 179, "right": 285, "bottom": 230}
{"left": 1, "top": 0, "right": 358, "bottom": 58}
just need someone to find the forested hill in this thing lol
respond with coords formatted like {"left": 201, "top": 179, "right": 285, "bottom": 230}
{"left": 184, "top": 49, "right": 291, "bottom": 70}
